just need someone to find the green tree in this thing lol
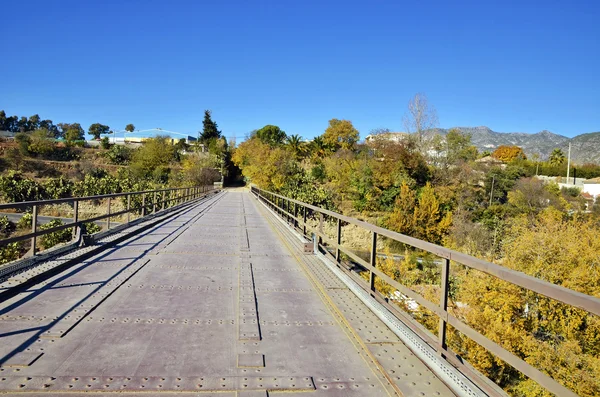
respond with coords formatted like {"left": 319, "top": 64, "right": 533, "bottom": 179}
{"left": 0, "top": 110, "right": 7, "bottom": 131}
{"left": 310, "top": 135, "right": 332, "bottom": 158}
{"left": 39, "top": 119, "right": 59, "bottom": 138}
{"left": 62, "top": 123, "right": 85, "bottom": 143}
{"left": 446, "top": 128, "right": 478, "bottom": 164}
{"left": 14, "top": 133, "right": 31, "bottom": 155}
{"left": 130, "top": 135, "right": 178, "bottom": 178}
{"left": 28, "top": 128, "right": 55, "bottom": 156}
{"left": 88, "top": 123, "right": 110, "bottom": 140}
{"left": 199, "top": 110, "right": 221, "bottom": 144}
{"left": 100, "top": 137, "right": 111, "bottom": 149}
{"left": 125, "top": 123, "right": 135, "bottom": 133}
{"left": 323, "top": 119, "right": 359, "bottom": 150}
{"left": 17, "top": 116, "right": 29, "bottom": 132}
{"left": 28, "top": 114, "right": 41, "bottom": 130}
{"left": 549, "top": 148, "right": 566, "bottom": 166}
{"left": 285, "top": 134, "right": 305, "bottom": 159}
{"left": 255, "top": 125, "right": 287, "bottom": 146}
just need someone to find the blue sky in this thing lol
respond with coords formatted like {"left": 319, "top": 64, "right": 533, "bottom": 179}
{"left": 1, "top": 0, "right": 598, "bottom": 140}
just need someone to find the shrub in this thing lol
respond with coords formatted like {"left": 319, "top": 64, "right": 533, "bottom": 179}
{"left": 561, "top": 186, "right": 581, "bottom": 197}
{"left": 84, "top": 222, "right": 101, "bottom": 234}
{"left": 0, "top": 216, "right": 16, "bottom": 237}
{"left": 39, "top": 219, "right": 72, "bottom": 249}
{"left": 17, "top": 213, "right": 32, "bottom": 229}
{"left": 0, "top": 171, "right": 44, "bottom": 203}
{"left": 105, "top": 145, "right": 133, "bottom": 165}
{"left": 100, "top": 137, "right": 111, "bottom": 150}
{"left": 43, "top": 177, "right": 74, "bottom": 199}
{"left": 0, "top": 242, "right": 22, "bottom": 265}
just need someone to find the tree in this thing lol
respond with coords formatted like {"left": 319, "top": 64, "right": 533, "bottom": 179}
{"left": 125, "top": 123, "right": 135, "bottom": 133}
{"left": 323, "top": 119, "right": 359, "bottom": 150}
{"left": 88, "top": 123, "right": 110, "bottom": 140}
{"left": 199, "top": 110, "right": 221, "bottom": 143}
{"left": 182, "top": 153, "right": 221, "bottom": 186}
{"left": 28, "top": 114, "right": 41, "bottom": 131}
{"left": 0, "top": 110, "right": 6, "bottom": 131}
{"left": 285, "top": 134, "right": 305, "bottom": 159}
{"left": 0, "top": 111, "right": 18, "bottom": 132}
{"left": 310, "top": 136, "right": 332, "bottom": 158}
{"left": 386, "top": 182, "right": 452, "bottom": 244}
{"left": 446, "top": 128, "right": 478, "bottom": 164}
{"left": 17, "top": 116, "right": 29, "bottom": 132}
{"left": 130, "top": 135, "right": 178, "bottom": 178}
{"left": 491, "top": 145, "right": 527, "bottom": 162}
{"left": 61, "top": 123, "right": 85, "bottom": 143}
{"left": 255, "top": 125, "right": 287, "bottom": 146}
{"left": 402, "top": 93, "right": 439, "bottom": 144}
{"left": 39, "top": 119, "right": 59, "bottom": 138}
{"left": 549, "top": 148, "right": 566, "bottom": 166}
{"left": 14, "top": 133, "right": 31, "bottom": 156}
{"left": 28, "top": 129, "right": 55, "bottom": 155}
{"left": 232, "top": 137, "right": 295, "bottom": 189}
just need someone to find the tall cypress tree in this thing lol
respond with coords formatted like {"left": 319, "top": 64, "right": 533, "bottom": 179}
{"left": 199, "top": 110, "right": 221, "bottom": 143}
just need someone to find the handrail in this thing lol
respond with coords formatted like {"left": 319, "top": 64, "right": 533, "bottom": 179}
{"left": 0, "top": 186, "right": 192, "bottom": 210}
{"left": 0, "top": 185, "right": 217, "bottom": 258}
{"left": 251, "top": 186, "right": 596, "bottom": 397}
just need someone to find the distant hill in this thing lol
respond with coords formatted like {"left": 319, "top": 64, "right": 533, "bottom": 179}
{"left": 431, "top": 126, "right": 600, "bottom": 164}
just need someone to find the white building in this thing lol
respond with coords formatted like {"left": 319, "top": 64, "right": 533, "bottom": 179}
{"left": 582, "top": 178, "right": 600, "bottom": 201}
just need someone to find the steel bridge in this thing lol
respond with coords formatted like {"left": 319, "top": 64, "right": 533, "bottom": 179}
{"left": 0, "top": 187, "right": 597, "bottom": 396}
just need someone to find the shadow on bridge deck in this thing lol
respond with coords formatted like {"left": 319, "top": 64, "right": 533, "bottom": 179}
{"left": 0, "top": 191, "right": 458, "bottom": 396}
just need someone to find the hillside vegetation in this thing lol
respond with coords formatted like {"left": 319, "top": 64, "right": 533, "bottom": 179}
{"left": 233, "top": 121, "right": 600, "bottom": 397}
{"left": 0, "top": 110, "right": 234, "bottom": 263}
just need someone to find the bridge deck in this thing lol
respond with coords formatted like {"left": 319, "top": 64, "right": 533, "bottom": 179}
{"left": 0, "top": 191, "right": 456, "bottom": 396}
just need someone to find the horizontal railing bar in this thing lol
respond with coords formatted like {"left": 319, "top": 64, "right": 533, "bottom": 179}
{"left": 0, "top": 187, "right": 214, "bottom": 248}
{"left": 252, "top": 186, "right": 600, "bottom": 317}
{"left": 0, "top": 186, "right": 195, "bottom": 210}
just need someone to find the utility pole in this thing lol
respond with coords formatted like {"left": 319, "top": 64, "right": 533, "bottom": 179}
{"left": 566, "top": 142, "right": 571, "bottom": 184}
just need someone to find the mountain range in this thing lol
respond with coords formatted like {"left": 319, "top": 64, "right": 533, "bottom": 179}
{"left": 431, "top": 126, "right": 600, "bottom": 164}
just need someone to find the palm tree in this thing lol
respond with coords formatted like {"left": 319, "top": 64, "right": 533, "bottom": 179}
{"left": 285, "top": 134, "right": 305, "bottom": 159}
{"left": 310, "top": 136, "right": 331, "bottom": 158}
{"left": 549, "top": 148, "right": 565, "bottom": 166}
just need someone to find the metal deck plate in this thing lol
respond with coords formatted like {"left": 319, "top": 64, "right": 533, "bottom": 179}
{"left": 0, "top": 191, "right": 458, "bottom": 396}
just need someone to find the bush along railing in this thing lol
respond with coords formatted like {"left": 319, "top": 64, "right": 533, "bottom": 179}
{"left": 0, "top": 185, "right": 217, "bottom": 260}
{"left": 251, "top": 186, "right": 599, "bottom": 397}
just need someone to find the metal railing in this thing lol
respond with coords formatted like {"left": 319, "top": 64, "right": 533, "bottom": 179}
{"left": 0, "top": 185, "right": 217, "bottom": 257}
{"left": 251, "top": 186, "right": 599, "bottom": 397}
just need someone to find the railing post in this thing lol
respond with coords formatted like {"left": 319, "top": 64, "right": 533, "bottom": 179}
{"left": 293, "top": 202, "right": 298, "bottom": 229}
{"left": 141, "top": 194, "right": 146, "bottom": 216}
{"left": 106, "top": 197, "right": 111, "bottom": 230}
{"left": 72, "top": 200, "right": 79, "bottom": 239}
{"left": 303, "top": 206, "right": 307, "bottom": 236}
{"left": 369, "top": 232, "right": 377, "bottom": 293}
{"left": 127, "top": 194, "right": 131, "bottom": 223}
{"left": 336, "top": 218, "right": 341, "bottom": 263}
{"left": 318, "top": 212, "right": 324, "bottom": 245}
{"left": 438, "top": 258, "right": 450, "bottom": 355}
{"left": 162, "top": 191, "right": 166, "bottom": 210}
{"left": 30, "top": 205, "right": 38, "bottom": 256}
{"left": 153, "top": 191, "right": 157, "bottom": 214}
